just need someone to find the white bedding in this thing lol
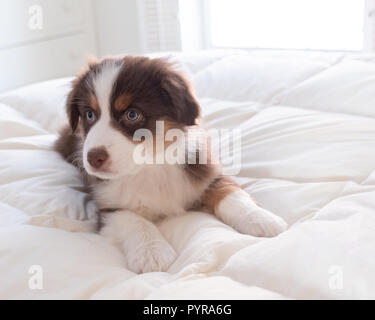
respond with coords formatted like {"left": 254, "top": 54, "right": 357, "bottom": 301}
{"left": 1, "top": 49, "right": 375, "bottom": 299}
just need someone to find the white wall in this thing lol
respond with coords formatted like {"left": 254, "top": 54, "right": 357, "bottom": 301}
{"left": 93, "top": 0, "right": 143, "bottom": 57}
{"left": 0, "top": 0, "right": 97, "bottom": 92}
{"left": 0, "top": 0, "right": 183, "bottom": 92}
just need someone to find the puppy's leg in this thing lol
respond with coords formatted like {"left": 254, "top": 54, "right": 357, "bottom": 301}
{"left": 201, "top": 177, "right": 287, "bottom": 237}
{"left": 100, "top": 210, "right": 177, "bottom": 273}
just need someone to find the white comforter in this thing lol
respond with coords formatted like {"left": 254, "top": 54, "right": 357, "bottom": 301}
{"left": 1, "top": 50, "right": 375, "bottom": 299}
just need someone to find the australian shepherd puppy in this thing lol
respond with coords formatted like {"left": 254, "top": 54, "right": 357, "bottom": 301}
{"left": 55, "top": 56, "right": 287, "bottom": 273}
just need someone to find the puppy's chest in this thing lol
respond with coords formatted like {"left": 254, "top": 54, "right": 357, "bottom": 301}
{"left": 93, "top": 167, "right": 202, "bottom": 221}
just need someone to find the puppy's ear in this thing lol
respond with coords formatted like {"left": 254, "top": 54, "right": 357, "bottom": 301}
{"left": 162, "top": 68, "right": 201, "bottom": 126}
{"left": 87, "top": 55, "right": 100, "bottom": 69}
{"left": 66, "top": 87, "right": 80, "bottom": 132}
{"left": 66, "top": 57, "right": 98, "bottom": 132}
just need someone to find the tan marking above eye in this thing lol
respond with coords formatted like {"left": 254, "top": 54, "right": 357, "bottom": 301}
{"left": 89, "top": 94, "right": 100, "bottom": 112}
{"left": 114, "top": 93, "right": 133, "bottom": 112}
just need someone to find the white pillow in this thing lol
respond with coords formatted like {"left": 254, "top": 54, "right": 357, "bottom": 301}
{"left": 0, "top": 77, "right": 73, "bottom": 133}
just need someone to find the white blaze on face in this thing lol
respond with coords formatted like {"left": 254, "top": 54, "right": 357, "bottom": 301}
{"left": 83, "top": 61, "right": 141, "bottom": 179}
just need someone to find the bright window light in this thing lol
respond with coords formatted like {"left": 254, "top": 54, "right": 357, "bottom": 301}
{"left": 207, "top": 0, "right": 365, "bottom": 51}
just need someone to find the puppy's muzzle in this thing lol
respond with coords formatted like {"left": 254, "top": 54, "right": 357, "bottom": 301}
{"left": 87, "top": 147, "right": 109, "bottom": 169}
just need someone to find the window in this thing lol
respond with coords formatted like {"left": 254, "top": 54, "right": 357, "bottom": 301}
{"left": 205, "top": 0, "right": 366, "bottom": 51}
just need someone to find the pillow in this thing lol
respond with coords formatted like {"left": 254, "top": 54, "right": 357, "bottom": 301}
{"left": 0, "top": 77, "right": 73, "bottom": 133}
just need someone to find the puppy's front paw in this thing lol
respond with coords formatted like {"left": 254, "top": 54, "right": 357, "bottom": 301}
{"left": 217, "top": 190, "right": 288, "bottom": 238}
{"left": 124, "top": 240, "right": 177, "bottom": 273}
{"left": 234, "top": 208, "right": 288, "bottom": 237}
{"left": 99, "top": 210, "right": 178, "bottom": 273}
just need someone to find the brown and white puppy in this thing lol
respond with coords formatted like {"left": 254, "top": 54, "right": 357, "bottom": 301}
{"left": 55, "top": 56, "right": 287, "bottom": 273}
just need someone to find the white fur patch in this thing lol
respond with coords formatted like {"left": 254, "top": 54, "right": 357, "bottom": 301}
{"left": 94, "top": 61, "right": 122, "bottom": 112}
{"left": 94, "top": 163, "right": 208, "bottom": 221}
{"left": 217, "top": 189, "right": 288, "bottom": 237}
{"left": 100, "top": 210, "right": 177, "bottom": 273}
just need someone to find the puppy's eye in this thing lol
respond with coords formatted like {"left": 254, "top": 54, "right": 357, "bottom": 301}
{"left": 86, "top": 110, "right": 96, "bottom": 122}
{"left": 124, "top": 109, "right": 140, "bottom": 121}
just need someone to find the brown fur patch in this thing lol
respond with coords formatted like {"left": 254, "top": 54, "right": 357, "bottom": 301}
{"left": 54, "top": 125, "right": 82, "bottom": 164}
{"left": 200, "top": 176, "right": 241, "bottom": 213}
{"left": 109, "top": 56, "right": 200, "bottom": 137}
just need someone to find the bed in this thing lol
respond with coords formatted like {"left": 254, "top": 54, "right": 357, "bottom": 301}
{"left": 0, "top": 49, "right": 375, "bottom": 299}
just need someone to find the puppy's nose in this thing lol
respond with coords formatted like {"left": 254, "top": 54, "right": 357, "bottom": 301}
{"left": 87, "top": 148, "right": 109, "bottom": 169}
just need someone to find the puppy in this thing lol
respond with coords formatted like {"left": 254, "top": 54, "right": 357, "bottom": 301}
{"left": 55, "top": 56, "right": 287, "bottom": 273}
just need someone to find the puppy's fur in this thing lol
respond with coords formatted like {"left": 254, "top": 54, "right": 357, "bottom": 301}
{"left": 55, "top": 56, "right": 287, "bottom": 273}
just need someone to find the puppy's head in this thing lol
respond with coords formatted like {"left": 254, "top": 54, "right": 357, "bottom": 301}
{"left": 67, "top": 56, "right": 200, "bottom": 179}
